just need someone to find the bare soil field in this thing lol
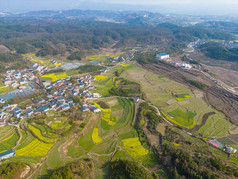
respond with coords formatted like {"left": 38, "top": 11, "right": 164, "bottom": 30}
{"left": 141, "top": 62, "right": 238, "bottom": 126}
{"left": 203, "top": 64, "right": 238, "bottom": 87}
{"left": 0, "top": 45, "right": 10, "bottom": 53}
{"left": 187, "top": 51, "right": 238, "bottom": 72}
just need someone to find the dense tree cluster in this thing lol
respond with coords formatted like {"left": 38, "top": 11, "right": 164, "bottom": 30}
{"left": 200, "top": 42, "right": 238, "bottom": 62}
{"left": 186, "top": 79, "right": 208, "bottom": 90}
{"left": 67, "top": 51, "right": 85, "bottom": 61}
{"left": 159, "top": 143, "right": 238, "bottom": 179}
{"left": 77, "top": 64, "right": 104, "bottom": 74}
{"left": 0, "top": 53, "right": 22, "bottom": 62}
{"left": 0, "top": 162, "right": 26, "bottom": 179}
{"left": 108, "top": 159, "right": 157, "bottom": 179}
{"left": 50, "top": 159, "right": 94, "bottom": 179}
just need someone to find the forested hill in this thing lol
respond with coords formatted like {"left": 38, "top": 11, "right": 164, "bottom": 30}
{"left": 0, "top": 21, "right": 234, "bottom": 57}
{"left": 199, "top": 42, "right": 238, "bottom": 62}
{"left": 158, "top": 23, "right": 233, "bottom": 41}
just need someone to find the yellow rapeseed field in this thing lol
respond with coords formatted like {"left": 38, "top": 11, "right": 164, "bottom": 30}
{"left": 122, "top": 137, "right": 141, "bottom": 147}
{"left": 120, "top": 64, "right": 130, "bottom": 67}
{"left": 92, "top": 128, "right": 102, "bottom": 144}
{"left": 176, "top": 98, "right": 184, "bottom": 101}
{"left": 94, "top": 103, "right": 117, "bottom": 126}
{"left": 95, "top": 75, "right": 108, "bottom": 80}
{"left": 16, "top": 139, "right": 54, "bottom": 157}
{"left": 41, "top": 73, "right": 68, "bottom": 82}
{"left": 124, "top": 146, "right": 149, "bottom": 157}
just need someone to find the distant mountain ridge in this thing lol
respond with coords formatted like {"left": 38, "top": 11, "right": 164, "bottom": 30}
{"left": 1, "top": 10, "right": 164, "bottom": 26}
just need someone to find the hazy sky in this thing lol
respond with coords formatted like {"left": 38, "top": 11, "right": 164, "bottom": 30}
{"left": 1, "top": 0, "right": 238, "bottom": 15}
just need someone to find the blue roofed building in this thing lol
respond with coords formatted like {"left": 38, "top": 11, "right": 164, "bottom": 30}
{"left": 24, "top": 110, "right": 34, "bottom": 118}
{"left": 0, "top": 149, "right": 16, "bottom": 161}
{"left": 61, "top": 104, "right": 70, "bottom": 111}
{"left": 90, "top": 61, "right": 100, "bottom": 65}
{"left": 13, "top": 107, "right": 22, "bottom": 118}
{"left": 42, "top": 106, "right": 49, "bottom": 112}
{"left": 156, "top": 53, "right": 170, "bottom": 60}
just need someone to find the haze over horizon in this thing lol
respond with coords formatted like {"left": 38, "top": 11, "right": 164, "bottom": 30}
{"left": 1, "top": 0, "right": 238, "bottom": 16}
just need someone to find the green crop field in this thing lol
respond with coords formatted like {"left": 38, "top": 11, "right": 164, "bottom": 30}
{"left": 16, "top": 139, "right": 55, "bottom": 157}
{"left": 0, "top": 131, "right": 19, "bottom": 152}
{"left": 217, "top": 137, "right": 235, "bottom": 145}
{"left": 167, "top": 109, "right": 196, "bottom": 128}
{"left": 78, "top": 127, "right": 95, "bottom": 151}
{"left": 28, "top": 124, "right": 58, "bottom": 143}
{"left": 0, "top": 86, "right": 11, "bottom": 94}
{"left": 198, "top": 113, "right": 233, "bottom": 137}
{"left": 16, "top": 130, "right": 35, "bottom": 150}
{"left": 0, "top": 126, "right": 15, "bottom": 141}
{"left": 36, "top": 124, "right": 58, "bottom": 138}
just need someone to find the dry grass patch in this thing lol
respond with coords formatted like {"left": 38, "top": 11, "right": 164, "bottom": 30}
{"left": 112, "top": 110, "right": 124, "bottom": 118}
{"left": 230, "top": 127, "right": 238, "bottom": 135}
{"left": 156, "top": 123, "right": 166, "bottom": 136}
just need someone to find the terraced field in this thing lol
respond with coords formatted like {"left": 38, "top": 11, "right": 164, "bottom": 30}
{"left": 65, "top": 97, "right": 157, "bottom": 177}
{"left": 16, "top": 139, "right": 54, "bottom": 157}
{"left": 121, "top": 64, "right": 235, "bottom": 135}
{"left": 0, "top": 128, "right": 19, "bottom": 152}
{"left": 28, "top": 124, "right": 58, "bottom": 143}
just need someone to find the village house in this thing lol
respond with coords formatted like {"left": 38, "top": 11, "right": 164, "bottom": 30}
{"left": 0, "top": 149, "right": 16, "bottom": 161}
{"left": 61, "top": 104, "right": 70, "bottom": 111}
{"left": 24, "top": 110, "right": 34, "bottom": 118}
{"left": 0, "top": 111, "right": 4, "bottom": 120}
{"left": 13, "top": 107, "right": 23, "bottom": 118}
{"left": 81, "top": 104, "right": 90, "bottom": 112}
{"left": 133, "top": 97, "right": 140, "bottom": 103}
{"left": 25, "top": 104, "right": 33, "bottom": 110}
{"left": 0, "top": 98, "right": 5, "bottom": 104}
{"left": 93, "top": 93, "right": 101, "bottom": 98}
{"left": 89, "top": 105, "right": 101, "bottom": 113}
{"left": 156, "top": 53, "right": 170, "bottom": 60}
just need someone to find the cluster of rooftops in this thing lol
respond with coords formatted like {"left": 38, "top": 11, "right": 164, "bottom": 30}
{"left": 0, "top": 73, "right": 103, "bottom": 125}
{"left": 3, "top": 69, "right": 37, "bottom": 88}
